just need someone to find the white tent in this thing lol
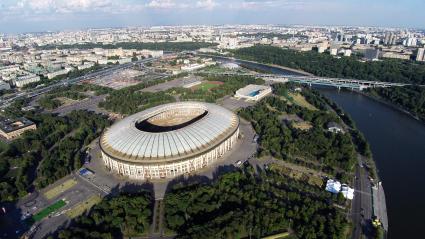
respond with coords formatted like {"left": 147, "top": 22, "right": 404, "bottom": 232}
{"left": 325, "top": 179, "right": 341, "bottom": 194}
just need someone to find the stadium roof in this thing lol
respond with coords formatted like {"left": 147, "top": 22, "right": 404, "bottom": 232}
{"left": 100, "top": 102, "right": 239, "bottom": 164}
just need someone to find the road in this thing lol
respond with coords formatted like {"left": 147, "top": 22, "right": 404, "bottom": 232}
{"left": 351, "top": 155, "right": 374, "bottom": 239}
{"left": 0, "top": 57, "right": 158, "bottom": 110}
{"left": 0, "top": 173, "right": 105, "bottom": 239}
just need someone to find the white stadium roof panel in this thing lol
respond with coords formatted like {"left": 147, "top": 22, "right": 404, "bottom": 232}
{"left": 100, "top": 102, "right": 239, "bottom": 163}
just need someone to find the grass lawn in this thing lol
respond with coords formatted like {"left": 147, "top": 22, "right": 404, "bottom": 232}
{"left": 44, "top": 179, "right": 78, "bottom": 200}
{"left": 288, "top": 93, "right": 318, "bottom": 111}
{"left": 199, "top": 82, "right": 221, "bottom": 91}
{"left": 32, "top": 199, "right": 66, "bottom": 222}
{"left": 66, "top": 195, "right": 101, "bottom": 219}
{"left": 269, "top": 163, "right": 324, "bottom": 187}
{"left": 292, "top": 121, "right": 313, "bottom": 131}
{"left": 55, "top": 97, "right": 83, "bottom": 107}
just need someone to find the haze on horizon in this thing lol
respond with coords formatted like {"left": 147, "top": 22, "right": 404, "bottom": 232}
{"left": 0, "top": 0, "right": 424, "bottom": 33}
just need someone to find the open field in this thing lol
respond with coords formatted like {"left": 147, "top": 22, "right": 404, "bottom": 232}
{"left": 288, "top": 92, "right": 317, "bottom": 111}
{"left": 32, "top": 199, "right": 67, "bottom": 222}
{"left": 191, "top": 81, "right": 223, "bottom": 91}
{"left": 56, "top": 97, "right": 82, "bottom": 107}
{"left": 66, "top": 195, "right": 102, "bottom": 219}
{"left": 269, "top": 162, "right": 324, "bottom": 187}
{"left": 292, "top": 121, "right": 313, "bottom": 130}
{"left": 44, "top": 179, "right": 78, "bottom": 200}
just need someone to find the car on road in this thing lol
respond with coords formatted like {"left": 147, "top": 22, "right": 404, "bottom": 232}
{"left": 235, "top": 160, "right": 242, "bottom": 166}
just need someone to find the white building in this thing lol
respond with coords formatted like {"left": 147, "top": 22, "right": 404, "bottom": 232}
{"left": 330, "top": 48, "right": 338, "bottom": 56}
{"left": 77, "top": 62, "right": 95, "bottom": 70}
{"left": 181, "top": 63, "right": 205, "bottom": 72}
{"left": 327, "top": 122, "right": 344, "bottom": 133}
{"left": 222, "top": 63, "right": 240, "bottom": 69}
{"left": 341, "top": 184, "right": 355, "bottom": 200}
{"left": 325, "top": 179, "right": 341, "bottom": 194}
{"left": 416, "top": 48, "right": 425, "bottom": 62}
{"left": 13, "top": 74, "right": 41, "bottom": 88}
{"left": 235, "top": 84, "right": 272, "bottom": 101}
{"left": 326, "top": 179, "right": 354, "bottom": 200}
{"left": 140, "top": 49, "right": 163, "bottom": 58}
{"left": 47, "top": 68, "right": 72, "bottom": 79}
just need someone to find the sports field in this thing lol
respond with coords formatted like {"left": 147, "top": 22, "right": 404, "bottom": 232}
{"left": 44, "top": 178, "right": 78, "bottom": 200}
{"left": 192, "top": 81, "right": 223, "bottom": 91}
{"left": 32, "top": 199, "right": 67, "bottom": 222}
{"left": 66, "top": 195, "right": 101, "bottom": 219}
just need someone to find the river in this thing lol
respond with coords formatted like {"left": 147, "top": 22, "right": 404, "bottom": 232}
{"left": 214, "top": 57, "right": 425, "bottom": 238}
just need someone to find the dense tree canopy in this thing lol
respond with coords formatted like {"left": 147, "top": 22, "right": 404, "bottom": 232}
{"left": 165, "top": 166, "right": 349, "bottom": 239}
{"left": 57, "top": 192, "right": 153, "bottom": 239}
{"left": 367, "top": 86, "right": 425, "bottom": 121}
{"left": 234, "top": 45, "right": 425, "bottom": 84}
{"left": 239, "top": 84, "right": 357, "bottom": 176}
{"left": 0, "top": 111, "right": 111, "bottom": 201}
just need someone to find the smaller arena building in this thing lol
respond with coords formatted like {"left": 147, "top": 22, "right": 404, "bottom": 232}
{"left": 235, "top": 84, "right": 272, "bottom": 101}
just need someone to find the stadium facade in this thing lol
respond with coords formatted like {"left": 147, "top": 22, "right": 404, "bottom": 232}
{"left": 100, "top": 102, "right": 240, "bottom": 180}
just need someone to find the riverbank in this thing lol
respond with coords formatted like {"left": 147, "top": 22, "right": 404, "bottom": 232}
{"left": 206, "top": 55, "right": 392, "bottom": 237}
{"left": 202, "top": 53, "right": 424, "bottom": 126}
{"left": 207, "top": 51, "right": 422, "bottom": 126}
{"left": 355, "top": 89, "right": 424, "bottom": 124}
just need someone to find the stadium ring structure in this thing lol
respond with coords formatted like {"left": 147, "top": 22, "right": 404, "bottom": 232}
{"left": 100, "top": 101, "right": 240, "bottom": 180}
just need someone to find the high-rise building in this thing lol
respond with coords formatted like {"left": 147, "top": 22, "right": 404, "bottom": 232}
{"left": 416, "top": 48, "right": 425, "bottom": 62}
{"left": 384, "top": 32, "right": 391, "bottom": 45}
{"left": 383, "top": 32, "right": 397, "bottom": 45}
{"left": 404, "top": 37, "right": 417, "bottom": 47}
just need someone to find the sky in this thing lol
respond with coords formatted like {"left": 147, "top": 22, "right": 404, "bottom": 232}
{"left": 0, "top": 0, "right": 424, "bottom": 33}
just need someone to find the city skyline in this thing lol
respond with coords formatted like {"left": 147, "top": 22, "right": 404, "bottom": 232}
{"left": 0, "top": 0, "right": 424, "bottom": 33}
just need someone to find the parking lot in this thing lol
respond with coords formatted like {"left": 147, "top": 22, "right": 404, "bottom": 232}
{"left": 2, "top": 172, "right": 106, "bottom": 239}
{"left": 141, "top": 75, "right": 202, "bottom": 93}
{"left": 219, "top": 95, "right": 255, "bottom": 111}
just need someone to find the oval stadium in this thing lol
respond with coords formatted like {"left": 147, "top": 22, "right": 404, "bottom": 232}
{"left": 100, "top": 101, "right": 240, "bottom": 180}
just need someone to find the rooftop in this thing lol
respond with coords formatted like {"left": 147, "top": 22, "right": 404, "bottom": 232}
{"left": 0, "top": 117, "right": 35, "bottom": 133}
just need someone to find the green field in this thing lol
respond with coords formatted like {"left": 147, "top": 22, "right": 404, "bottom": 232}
{"left": 197, "top": 82, "right": 221, "bottom": 91}
{"left": 288, "top": 93, "right": 318, "bottom": 111}
{"left": 32, "top": 199, "right": 67, "bottom": 222}
{"left": 44, "top": 178, "right": 77, "bottom": 200}
{"left": 66, "top": 195, "right": 101, "bottom": 218}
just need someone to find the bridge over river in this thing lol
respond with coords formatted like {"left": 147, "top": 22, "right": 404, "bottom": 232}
{"left": 199, "top": 71, "right": 409, "bottom": 90}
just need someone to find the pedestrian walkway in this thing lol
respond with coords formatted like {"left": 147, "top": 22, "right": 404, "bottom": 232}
{"left": 372, "top": 183, "right": 388, "bottom": 231}
{"left": 150, "top": 199, "right": 165, "bottom": 237}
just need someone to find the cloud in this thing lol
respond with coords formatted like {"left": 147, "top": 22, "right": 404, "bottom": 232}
{"left": 12, "top": 0, "right": 115, "bottom": 13}
{"left": 196, "top": 0, "right": 218, "bottom": 10}
{"left": 146, "top": 0, "right": 176, "bottom": 9}
{"left": 145, "top": 0, "right": 218, "bottom": 10}
{"left": 232, "top": 0, "right": 306, "bottom": 10}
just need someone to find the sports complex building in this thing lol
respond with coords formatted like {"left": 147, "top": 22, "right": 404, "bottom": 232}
{"left": 235, "top": 84, "right": 272, "bottom": 101}
{"left": 100, "top": 102, "right": 240, "bottom": 180}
